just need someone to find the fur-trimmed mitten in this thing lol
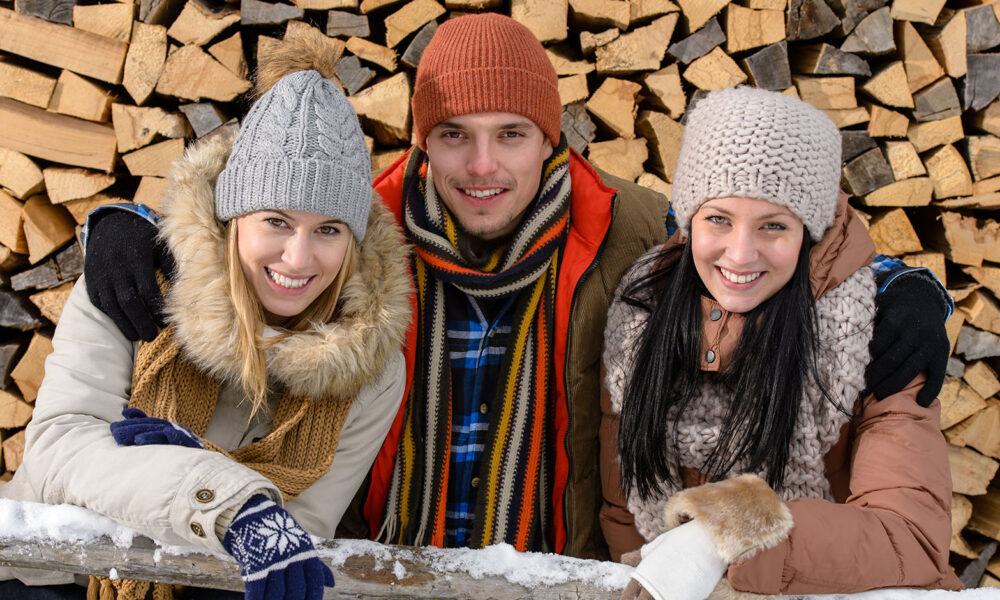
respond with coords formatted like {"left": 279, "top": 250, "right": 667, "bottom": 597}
{"left": 623, "top": 475, "right": 793, "bottom": 600}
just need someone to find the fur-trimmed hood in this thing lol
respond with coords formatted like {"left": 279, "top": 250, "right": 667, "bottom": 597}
{"left": 157, "top": 127, "right": 412, "bottom": 400}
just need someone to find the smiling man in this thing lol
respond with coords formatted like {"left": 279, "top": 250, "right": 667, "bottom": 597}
{"left": 81, "top": 12, "right": 953, "bottom": 562}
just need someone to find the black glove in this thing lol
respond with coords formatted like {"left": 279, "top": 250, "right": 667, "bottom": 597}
{"left": 84, "top": 210, "right": 175, "bottom": 342}
{"left": 867, "top": 274, "right": 950, "bottom": 408}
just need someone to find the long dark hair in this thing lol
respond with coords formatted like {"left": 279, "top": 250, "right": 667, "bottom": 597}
{"left": 618, "top": 235, "right": 831, "bottom": 502}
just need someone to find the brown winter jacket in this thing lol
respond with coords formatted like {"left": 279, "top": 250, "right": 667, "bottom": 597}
{"left": 600, "top": 196, "right": 962, "bottom": 594}
{"left": 339, "top": 148, "right": 667, "bottom": 559}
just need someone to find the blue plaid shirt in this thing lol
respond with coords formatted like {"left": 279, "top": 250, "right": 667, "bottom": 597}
{"left": 443, "top": 284, "right": 515, "bottom": 547}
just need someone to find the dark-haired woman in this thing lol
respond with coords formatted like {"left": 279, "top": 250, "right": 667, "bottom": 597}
{"left": 601, "top": 86, "right": 961, "bottom": 600}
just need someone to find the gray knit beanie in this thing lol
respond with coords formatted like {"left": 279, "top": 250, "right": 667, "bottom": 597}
{"left": 215, "top": 69, "right": 372, "bottom": 241}
{"left": 671, "top": 86, "right": 842, "bottom": 242}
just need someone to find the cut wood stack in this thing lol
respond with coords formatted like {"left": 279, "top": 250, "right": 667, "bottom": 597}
{"left": 0, "top": 0, "right": 999, "bottom": 585}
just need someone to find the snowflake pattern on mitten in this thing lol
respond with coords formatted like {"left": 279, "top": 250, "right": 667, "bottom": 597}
{"left": 224, "top": 496, "right": 319, "bottom": 582}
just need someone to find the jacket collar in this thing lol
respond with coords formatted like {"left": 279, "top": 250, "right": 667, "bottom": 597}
{"left": 157, "top": 128, "right": 413, "bottom": 400}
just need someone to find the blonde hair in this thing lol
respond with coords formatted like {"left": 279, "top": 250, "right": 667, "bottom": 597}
{"left": 224, "top": 220, "right": 357, "bottom": 415}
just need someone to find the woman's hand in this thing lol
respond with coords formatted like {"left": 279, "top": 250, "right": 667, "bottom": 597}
{"left": 224, "top": 495, "right": 335, "bottom": 600}
{"left": 110, "top": 408, "right": 204, "bottom": 449}
{"left": 623, "top": 520, "right": 727, "bottom": 600}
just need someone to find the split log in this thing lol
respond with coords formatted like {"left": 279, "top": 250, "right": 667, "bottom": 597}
{"left": 0, "top": 148, "right": 45, "bottom": 200}
{"left": 0, "top": 246, "right": 28, "bottom": 273}
{"left": 72, "top": 3, "right": 134, "bottom": 43}
{"left": 841, "top": 130, "right": 876, "bottom": 162}
{"left": 890, "top": 0, "right": 945, "bottom": 26}
{"left": 28, "top": 280, "right": 72, "bottom": 324}
{"left": 557, "top": 74, "right": 589, "bottom": 106}
{"left": 0, "top": 343, "right": 23, "bottom": 388}
{"left": 0, "top": 98, "right": 116, "bottom": 172}
{"left": 568, "top": 0, "right": 630, "bottom": 31}
{"left": 561, "top": 102, "right": 596, "bottom": 154}
{"left": 884, "top": 140, "right": 926, "bottom": 179}
{"left": 359, "top": 0, "right": 404, "bottom": 12}
{"left": 956, "top": 325, "right": 1000, "bottom": 361}
{"left": 112, "top": 103, "right": 190, "bottom": 153}
{"left": 742, "top": 42, "right": 791, "bottom": 92}
{"left": 674, "top": 0, "right": 727, "bottom": 31}
{"left": 240, "top": 0, "right": 302, "bottom": 26}
{"left": 682, "top": 46, "right": 747, "bottom": 92}
{"left": 636, "top": 110, "right": 682, "bottom": 182}
{"left": 155, "top": 45, "right": 251, "bottom": 102}
{"left": 723, "top": 5, "right": 784, "bottom": 54}
{"left": 48, "top": 70, "right": 113, "bottom": 123}
{"left": 335, "top": 55, "right": 374, "bottom": 96}
{"left": 291, "top": 0, "right": 356, "bottom": 9}
{"left": 786, "top": 0, "right": 839, "bottom": 41}
{"left": 384, "top": 0, "right": 443, "bottom": 48}
{"left": 139, "top": 0, "right": 185, "bottom": 27}
{"left": 894, "top": 19, "right": 943, "bottom": 93}
{"left": 907, "top": 115, "right": 963, "bottom": 152}
{"left": 123, "top": 22, "right": 167, "bottom": 105}
{"left": 0, "top": 7, "right": 128, "bottom": 84}
{"left": 10, "top": 259, "right": 60, "bottom": 291}
{"left": 971, "top": 488, "right": 1000, "bottom": 541}
{"left": 586, "top": 138, "right": 648, "bottom": 182}
{"left": 10, "top": 332, "right": 52, "bottom": 402}
{"left": 860, "top": 61, "right": 913, "bottom": 108}
{"left": 0, "top": 58, "right": 57, "bottom": 108}
{"left": 975, "top": 100, "right": 1000, "bottom": 137}
{"left": 54, "top": 243, "right": 81, "bottom": 280}
{"left": 965, "top": 4, "right": 1000, "bottom": 55}
{"left": 962, "top": 290, "right": 1000, "bottom": 336}
{"left": 950, "top": 444, "right": 999, "bottom": 496}
{"left": 370, "top": 148, "right": 407, "bottom": 177}
{"left": 965, "top": 265, "right": 1000, "bottom": 298}
{"left": 167, "top": 0, "right": 239, "bottom": 46}
{"left": 842, "top": 147, "right": 894, "bottom": 196}
{"left": 586, "top": 78, "right": 641, "bottom": 139}
{"left": 580, "top": 28, "right": 619, "bottom": 56}
{"left": 931, "top": 211, "right": 1000, "bottom": 267}
{"left": 326, "top": 10, "right": 370, "bottom": 38}
{"left": 791, "top": 42, "right": 870, "bottom": 77}
{"left": 823, "top": 106, "right": 869, "bottom": 128}
{"left": 940, "top": 376, "right": 988, "bottom": 431}
{"left": 13, "top": 0, "right": 74, "bottom": 25}
{"left": 348, "top": 72, "right": 411, "bottom": 146}
{"left": 122, "top": 137, "right": 185, "bottom": 178}
{"left": 841, "top": 7, "right": 894, "bottom": 56}
{"left": 967, "top": 136, "right": 1000, "bottom": 182}
{"left": 628, "top": 0, "right": 678, "bottom": 25}
{"left": 2, "top": 430, "right": 24, "bottom": 472}
{"left": 920, "top": 8, "right": 966, "bottom": 78}
{"left": 924, "top": 144, "right": 973, "bottom": 199}
{"left": 642, "top": 64, "right": 685, "bottom": 119}
{"left": 346, "top": 37, "right": 397, "bottom": 72}
{"left": 965, "top": 361, "right": 1000, "bottom": 401}
{"left": 42, "top": 167, "right": 115, "bottom": 204}
{"left": 510, "top": 0, "right": 568, "bottom": 44}
{"left": 547, "top": 48, "right": 595, "bottom": 76}
{"left": 0, "top": 389, "right": 32, "bottom": 429}
{"left": 0, "top": 190, "right": 29, "bottom": 255}
{"left": 865, "top": 102, "right": 907, "bottom": 137}
{"left": 0, "top": 287, "right": 43, "bottom": 331}
{"left": 912, "top": 77, "right": 961, "bottom": 122}
{"left": 595, "top": 14, "right": 677, "bottom": 74}
{"left": 858, "top": 177, "right": 933, "bottom": 207}
{"left": 954, "top": 493, "right": 977, "bottom": 559}
{"left": 401, "top": 19, "right": 437, "bottom": 69}
{"left": 963, "top": 54, "right": 1000, "bottom": 113}
{"left": 666, "top": 16, "right": 723, "bottom": 64}
{"left": 22, "top": 195, "right": 76, "bottom": 264}
{"left": 133, "top": 178, "right": 167, "bottom": 212}
{"left": 179, "top": 103, "right": 226, "bottom": 138}
{"left": 867, "top": 207, "right": 922, "bottom": 255}
{"left": 61, "top": 193, "right": 121, "bottom": 225}
{"left": 793, "top": 75, "right": 855, "bottom": 109}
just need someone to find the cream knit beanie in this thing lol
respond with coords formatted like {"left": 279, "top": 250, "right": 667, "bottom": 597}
{"left": 671, "top": 86, "right": 842, "bottom": 242}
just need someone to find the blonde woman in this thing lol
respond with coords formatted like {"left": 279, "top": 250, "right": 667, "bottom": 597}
{"left": 0, "top": 45, "right": 411, "bottom": 600}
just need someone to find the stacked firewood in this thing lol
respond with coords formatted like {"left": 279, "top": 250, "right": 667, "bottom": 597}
{"left": 1, "top": 0, "right": 999, "bottom": 586}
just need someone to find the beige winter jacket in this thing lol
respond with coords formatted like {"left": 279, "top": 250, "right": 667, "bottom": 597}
{"left": 1, "top": 129, "right": 412, "bottom": 585}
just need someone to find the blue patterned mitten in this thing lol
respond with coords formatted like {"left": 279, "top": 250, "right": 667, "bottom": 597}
{"left": 111, "top": 408, "right": 204, "bottom": 449}
{"left": 223, "top": 495, "right": 335, "bottom": 600}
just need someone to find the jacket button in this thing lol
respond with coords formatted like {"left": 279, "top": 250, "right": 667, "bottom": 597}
{"left": 471, "top": 477, "right": 480, "bottom": 488}
{"left": 479, "top": 403, "right": 488, "bottom": 414}
{"left": 190, "top": 522, "right": 205, "bottom": 537}
{"left": 710, "top": 309, "right": 722, "bottom": 321}
{"left": 705, "top": 350, "right": 716, "bottom": 363}
{"left": 195, "top": 489, "right": 215, "bottom": 503}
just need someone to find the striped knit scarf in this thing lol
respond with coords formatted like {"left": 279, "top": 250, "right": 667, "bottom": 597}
{"left": 379, "top": 139, "right": 571, "bottom": 550}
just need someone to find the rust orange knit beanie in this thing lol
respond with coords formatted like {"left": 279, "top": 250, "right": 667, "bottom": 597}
{"left": 411, "top": 12, "right": 562, "bottom": 149}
